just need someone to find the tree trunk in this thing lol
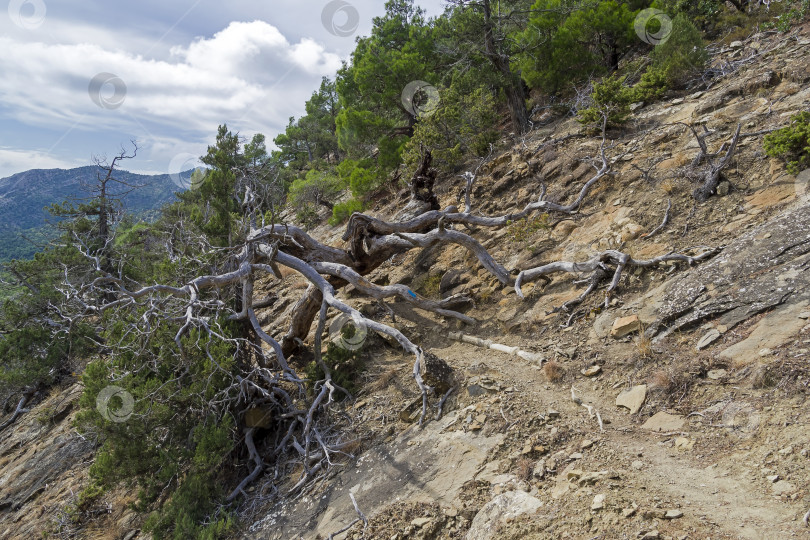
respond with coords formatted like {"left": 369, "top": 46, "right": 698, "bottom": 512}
{"left": 481, "top": 0, "right": 528, "bottom": 134}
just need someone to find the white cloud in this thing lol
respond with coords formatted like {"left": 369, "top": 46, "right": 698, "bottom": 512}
{"left": 0, "top": 148, "right": 83, "bottom": 177}
{"left": 0, "top": 19, "right": 344, "bottom": 173}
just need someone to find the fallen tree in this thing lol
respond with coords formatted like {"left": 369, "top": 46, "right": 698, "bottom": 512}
{"left": 51, "top": 114, "right": 718, "bottom": 517}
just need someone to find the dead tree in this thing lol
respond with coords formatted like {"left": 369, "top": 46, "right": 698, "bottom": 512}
{"left": 692, "top": 123, "right": 742, "bottom": 202}
{"left": 55, "top": 112, "right": 716, "bottom": 504}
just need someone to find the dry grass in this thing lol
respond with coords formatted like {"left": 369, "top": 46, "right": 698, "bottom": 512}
{"left": 660, "top": 179, "right": 676, "bottom": 194}
{"left": 515, "top": 457, "right": 533, "bottom": 482}
{"left": 635, "top": 332, "right": 653, "bottom": 359}
{"left": 542, "top": 361, "right": 565, "bottom": 383}
{"left": 649, "top": 368, "right": 691, "bottom": 399}
{"left": 367, "top": 367, "right": 400, "bottom": 393}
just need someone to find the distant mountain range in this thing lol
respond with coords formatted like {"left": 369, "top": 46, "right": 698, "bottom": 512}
{"left": 0, "top": 166, "right": 191, "bottom": 261}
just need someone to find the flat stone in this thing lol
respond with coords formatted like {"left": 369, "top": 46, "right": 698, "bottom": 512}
{"left": 766, "top": 474, "right": 780, "bottom": 483}
{"left": 616, "top": 385, "right": 647, "bottom": 414}
{"left": 630, "top": 102, "right": 644, "bottom": 112}
{"left": 799, "top": 311, "right": 810, "bottom": 319}
{"left": 730, "top": 40, "right": 743, "bottom": 48}
{"left": 610, "top": 315, "right": 641, "bottom": 338}
{"left": 664, "top": 510, "right": 684, "bottom": 519}
{"left": 465, "top": 491, "right": 543, "bottom": 540}
{"left": 696, "top": 329, "right": 721, "bottom": 350}
{"left": 771, "top": 480, "right": 795, "bottom": 495}
{"left": 581, "top": 365, "right": 602, "bottom": 377}
{"left": 533, "top": 459, "right": 546, "bottom": 479}
{"left": 581, "top": 439, "right": 594, "bottom": 449}
{"left": 591, "top": 493, "right": 605, "bottom": 511}
{"left": 641, "top": 531, "right": 660, "bottom": 540}
{"left": 641, "top": 411, "right": 686, "bottom": 432}
{"left": 707, "top": 369, "right": 727, "bottom": 380}
{"left": 411, "top": 517, "right": 431, "bottom": 527}
{"left": 675, "top": 437, "right": 694, "bottom": 450}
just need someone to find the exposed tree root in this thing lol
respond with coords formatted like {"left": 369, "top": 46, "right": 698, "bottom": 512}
{"left": 53, "top": 111, "right": 721, "bottom": 513}
{"left": 515, "top": 248, "right": 721, "bottom": 307}
{"left": 447, "top": 331, "right": 543, "bottom": 364}
{"left": 0, "top": 387, "right": 36, "bottom": 433}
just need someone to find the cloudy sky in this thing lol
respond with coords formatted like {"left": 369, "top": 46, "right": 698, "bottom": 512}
{"left": 0, "top": 0, "right": 446, "bottom": 179}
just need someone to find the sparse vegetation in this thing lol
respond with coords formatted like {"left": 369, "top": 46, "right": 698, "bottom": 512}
{"left": 542, "top": 361, "right": 565, "bottom": 383}
{"left": 506, "top": 215, "right": 550, "bottom": 243}
{"left": 764, "top": 111, "right": 810, "bottom": 175}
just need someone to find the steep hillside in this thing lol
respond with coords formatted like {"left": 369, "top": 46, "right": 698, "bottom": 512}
{"left": 0, "top": 166, "right": 190, "bottom": 261}
{"left": 2, "top": 24, "right": 810, "bottom": 540}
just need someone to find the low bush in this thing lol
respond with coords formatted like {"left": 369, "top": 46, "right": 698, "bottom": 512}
{"left": 764, "top": 111, "right": 810, "bottom": 175}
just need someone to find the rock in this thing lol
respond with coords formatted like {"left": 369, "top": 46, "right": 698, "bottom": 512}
{"left": 622, "top": 505, "right": 638, "bottom": 518}
{"left": 551, "top": 220, "right": 579, "bottom": 240}
{"left": 440, "top": 270, "right": 465, "bottom": 294}
{"left": 641, "top": 411, "right": 686, "bottom": 432}
{"left": 581, "top": 365, "right": 602, "bottom": 377}
{"left": 640, "top": 530, "right": 660, "bottom": 539}
{"left": 778, "top": 445, "right": 794, "bottom": 455}
{"left": 730, "top": 40, "right": 743, "bottom": 48}
{"left": 569, "top": 452, "right": 584, "bottom": 460}
{"left": 631, "top": 460, "right": 644, "bottom": 470}
{"left": 766, "top": 474, "right": 780, "bottom": 483}
{"left": 671, "top": 98, "right": 684, "bottom": 105}
{"left": 421, "top": 352, "right": 454, "bottom": 394}
{"left": 675, "top": 437, "right": 694, "bottom": 450}
{"left": 630, "top": 102, "right": 644, "bottom": 112}
{"left": 411, "top": 517, "right": 431, "bottom": 527}
{"left": 533, "top": 460, "right": 546, "bottom": 479}
{"left": 616, "top": 385, "right": 647, "bottom": 414}
{"left": 581, "top": 439, "right": 594, "bottom": 449}
{"left": 621, "top": 223, "right": 645, "bottom": 242}
{"left": 591, "top": 494, "right": 605, "bottom": 511}
{"left": 717, "top": 180, "right": 731, "bottom": 196}
{"left": 465, "top": 491, "right": 543, "bottom": 540}
{"left": 664, "top": 510, "right": 684, "bottom": 519}
{"left": 547, "top": 409, "right": 560, "bottom": 419}
{"left": 696, "top": 329, "right": 721, "bottom": 350}
{"left": 771, "top": 480, "right": 795, "bottom": 495}
{"left": 610, "top": 315, "right": 641, "bottom": 338}
{"left": 467, "top": 376, "right": 501, "bottom": 397}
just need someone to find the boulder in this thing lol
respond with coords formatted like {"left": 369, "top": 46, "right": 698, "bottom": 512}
{"left": 465, "top": 491, "right": 543, "bottom": 540}
{"left": 610, "top": 315, "right": 641, "bottom": 338}
{"left": 616, "top": 385, "right": 647, "bottom": 414}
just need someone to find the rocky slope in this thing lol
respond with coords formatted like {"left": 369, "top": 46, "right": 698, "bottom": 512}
{"left": 1, "top": 24, "right": 809, "bottom": 540}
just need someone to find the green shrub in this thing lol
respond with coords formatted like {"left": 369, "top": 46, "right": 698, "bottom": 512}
{"left": 578, "top": 74, "right": 637, "bottom": 128}
{"left": 329, "top": 199, "right": 364, "bottom": 226}
{"left": 764, "top": 111, "right": 810, "bottom": 175}
{"left": 401, "top": 87, "right": 500, "bottom": 180}
{"left": 647, "top": 13, "right": 707, "bottom": 87}
{"left": 767, "top": 0, "right": 810, "bottom": 32}
{"left": 76, "top": 324, "right": 239, "bottom": 540}
{"left": 288, "top": 169, "right": 346, "bottom": 211}
{"left": 519, "top": 0, "right": 637, "bottom": 93}
{"left": 296, "top": 206, "right": 320, "bottom": 230}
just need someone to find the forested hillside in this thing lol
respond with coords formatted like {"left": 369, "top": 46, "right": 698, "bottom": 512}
{"left": 0, "top": 166, "right": 190, "bottom": 261}
{"left": 2, "top": 1, "right": 810, "bottom": 539}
